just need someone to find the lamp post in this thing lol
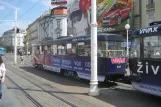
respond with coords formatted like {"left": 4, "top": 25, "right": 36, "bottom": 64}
{"left": 26, "top": 42, "right": 28, "bottom": 56}
{"left": 14, "top": 8, "right": 18, "bottom": 65}
{"left": 88, "top": 0, "right": 99, "bottom": 96}
{"left": 125, "top": 24, "right": 130, "bottom": 57}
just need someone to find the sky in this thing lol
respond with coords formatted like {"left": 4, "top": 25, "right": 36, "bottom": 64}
{"left": 0, "top": 0, "right": 53, "bottom": 36}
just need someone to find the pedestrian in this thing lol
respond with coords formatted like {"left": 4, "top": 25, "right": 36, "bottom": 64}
{"left": 20, "top": 51, "right": 24, "bottom": 64}
{"left": 0, "top": 56, "right": 6, "bottom": 100}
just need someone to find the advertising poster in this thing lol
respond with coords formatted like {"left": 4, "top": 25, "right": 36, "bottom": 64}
{"left": 67, "top": 0, "right": 133, "bottom": 36}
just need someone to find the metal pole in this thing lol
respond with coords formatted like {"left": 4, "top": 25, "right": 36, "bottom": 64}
{"left": 126, "top": 29, "right": 129, "bottom": 56}
{"left": 26, "top": 43, "right": 28, "bottom": 56}
{"left": 88, "top": 0, "right": 99, "bottom": 96}
{"left": 14, "top": 9, "right": 17, "bottom": 65}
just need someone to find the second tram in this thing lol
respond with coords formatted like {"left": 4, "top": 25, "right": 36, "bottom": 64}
{"left": 129, "top": 24, "right": 161, "bottom": 96}
{"left": 32, "top": 33, "right": 126, "bottom": 82}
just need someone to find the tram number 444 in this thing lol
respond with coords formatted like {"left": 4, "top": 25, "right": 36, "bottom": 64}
{"left": 117, "top": 65, "right": 121, "bottom": 68}
{"left": 137, "top": 62, "right": 160, "bottom": 75}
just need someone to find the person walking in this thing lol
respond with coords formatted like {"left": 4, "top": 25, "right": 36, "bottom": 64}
{"left": 0, "top": 56, "right": 6, "bottom": 100}
{"left": 20, "top": 51, "right": 24, "bottom": 64}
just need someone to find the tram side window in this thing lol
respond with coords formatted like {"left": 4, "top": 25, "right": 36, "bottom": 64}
{"left": 47, "top": 46, "right": 51, "bottom": 54}
{"left": 85, "top": 41, "right": 90, "bottom": 56}
{"left": 67, "top": 43, "right": 72, "bottom": 55}
{"left": 67, "top": 43, "right": 77, "bottom": 56}
{"left": 33, "top": 46, "right": 37, "bottom": 55}
{"left": 98, "top": 41, "right": 106, "bottom": 57}
{"left": 52, "top": 45, "right": 57, "bottom": 55}
{"left": 78, "top": 42, "right": 90, "bottom": 56}
{"left": 72, "top": 43, "right": 77, "bottom": 56}
{"left": 58, "top": 44, "right": 66, "bottom": 55}
{"left": 78, "top": 42, "right": 85, "bottom": 56}
{"left": 144, "top": 36, "right": 161, "bottom": 58}
{"left": 36, "top": 46, "right": 40, "bottom": 55}
{"left": 41, "top": 46, "right": 44, "bottom": 54}
{"left": 44, "top": 46, "right": 48, "bottom": 55}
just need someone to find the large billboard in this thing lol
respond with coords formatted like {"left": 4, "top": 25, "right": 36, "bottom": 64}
{"left": 67, "top": 0, "right": 133, "bottom": 36}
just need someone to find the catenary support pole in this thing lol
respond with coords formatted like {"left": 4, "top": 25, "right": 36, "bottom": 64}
{"left": 14, "top": 8, "right": 18, "bottom": 65}
{"left": 88, "top": 0, "right": 99, "bottom": 96}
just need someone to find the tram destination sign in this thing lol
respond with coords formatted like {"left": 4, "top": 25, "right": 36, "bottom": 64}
{"left": 132, "top": 24, "right": 161, "bottom": 37}
{"left": 140, "top": 27, "right": 158, "bottom": 34}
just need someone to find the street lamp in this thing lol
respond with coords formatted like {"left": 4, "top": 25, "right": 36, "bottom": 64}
{"left": 125, "top": 24, "right": 130, "bottom": 57}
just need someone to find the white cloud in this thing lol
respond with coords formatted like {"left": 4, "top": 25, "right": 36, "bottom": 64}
{"left": 0, "top": 6, "right": 5, "bottom": 10}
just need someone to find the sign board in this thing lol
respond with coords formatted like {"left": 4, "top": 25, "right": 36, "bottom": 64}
{"left": 67, "top": 0, "right": 134, "bottom": 36}
{"left": 51, "top": 0, "right": 67, "bottom": 5}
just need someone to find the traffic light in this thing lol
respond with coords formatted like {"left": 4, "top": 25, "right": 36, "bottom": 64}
{"left": 16, "top": 28, "right": 19, "bottom": 33}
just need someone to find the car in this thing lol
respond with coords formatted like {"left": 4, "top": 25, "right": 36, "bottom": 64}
{"left": 102, "top": 3, "right": 132, "bottom": 26}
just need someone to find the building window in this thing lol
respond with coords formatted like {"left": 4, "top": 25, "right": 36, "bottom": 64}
{"left": 57, "top": 32, "right": 60, "bottom": 38}
{"left": 148, "top": 13, "right": 155, "bottom": 24}
{"left": 57, "top": 20, "right": 61, "bottom": 28}
{"left": 56, "top": 20, "right": 61, "bottom": 38}
{"left": 147, "top": 0, "right": 154, "bottom": 4}
{"left": 51, "top": 22, "right": 53, "bottom": 29}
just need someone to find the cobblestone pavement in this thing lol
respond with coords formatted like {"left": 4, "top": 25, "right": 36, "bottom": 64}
{"left": 2, "top": 54, "right": 161, "bottom": 107}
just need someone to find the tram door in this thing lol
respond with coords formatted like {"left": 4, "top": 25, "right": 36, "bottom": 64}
{"left": 44, "top": 46, "right": 52, "bottom": 66}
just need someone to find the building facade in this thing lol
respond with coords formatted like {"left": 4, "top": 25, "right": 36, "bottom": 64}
{"left": 27, "top": 18, "right": 40, "bottom": 52}
{"left": 39, "top": 7, "right": 67, "bottom": 41}
{"left": 140, "top": 0, "right": 161, "bottom": 27}
{"left": 2, "top": 29, "right": 14, "bottom": 48}
{"left": 26, "top": 7, "right": 68, "bottom": 50}
{"left": 2, "top": 28, "right": 25, "bottom": 52}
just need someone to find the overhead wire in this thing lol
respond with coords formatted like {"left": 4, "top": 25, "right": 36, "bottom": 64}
{"left": 2, "top": 0, "right": 24, "bottom": 19}
{"left": 0, "top": 0, "right": 24, "bottom": 24}
{"left": 18, "top": 0, "right": 42, "bottom": 20}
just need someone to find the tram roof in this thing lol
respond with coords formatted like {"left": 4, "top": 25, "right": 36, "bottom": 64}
{"left": 40, "top": 33, "right": 124, "bottom": 46}
{"left": 132, "top": 24, "right": 161, "bottom": 37}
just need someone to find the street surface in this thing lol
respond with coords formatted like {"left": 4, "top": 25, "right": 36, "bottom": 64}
{"left": 1, "top": 53, "right": 161, "bottom": 107}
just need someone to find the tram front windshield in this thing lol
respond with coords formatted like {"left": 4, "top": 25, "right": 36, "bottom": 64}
{"left": 98, "top": 41, "right": 124, "bottom": 57}
{"left": 130, "top": 38, "right": 140, "bottom": 58}
{"left": 130, "top": 36, "right": 161, "bottom": 59}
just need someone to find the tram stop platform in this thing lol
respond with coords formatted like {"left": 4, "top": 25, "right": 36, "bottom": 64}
{"left": 0, "top": 84, "right": 21, "bottom": 107}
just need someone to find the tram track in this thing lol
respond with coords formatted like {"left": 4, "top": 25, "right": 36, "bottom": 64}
{"left": 6, "top": 75, "right": 43, "bottom": 107}
{"left": 4, "top": 54, "right": 98, "bottom": 107}
{"left": 6, "top": 66, "right": 79, "bottom": 107}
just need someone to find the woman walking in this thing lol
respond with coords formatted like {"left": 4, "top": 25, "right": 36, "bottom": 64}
{"left": 0, "top": 56, "right": 6, "bottom": 100}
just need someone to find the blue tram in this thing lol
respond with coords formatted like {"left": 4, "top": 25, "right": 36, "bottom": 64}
{"left": 129, "top": 24, "right": 161, "bottom": 96}
{"left": 0, "top": 47, "right": 6, "bottom": 56}
{"left": 32, "top": 33, "right": 126, "bottom": 82}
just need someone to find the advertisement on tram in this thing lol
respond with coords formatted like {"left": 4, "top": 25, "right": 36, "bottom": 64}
{"left": 67, "top": 0, "right": 133, "bottom": 36}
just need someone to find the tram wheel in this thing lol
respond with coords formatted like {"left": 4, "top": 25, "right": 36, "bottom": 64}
{"left": 64, "top": 71, "right": 68, "bottom": 76}
{"left": 34, "top": 64, "right": 38, "bottom": 68}
{"left": 74, "top": 72, "right": 80, "bottom": 80}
